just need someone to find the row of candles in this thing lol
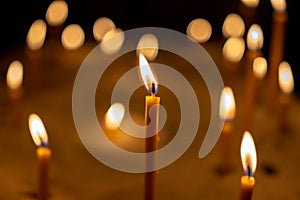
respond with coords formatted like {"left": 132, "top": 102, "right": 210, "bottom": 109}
{"left": 1, "top": 0, "right": 292, "bottom": 199}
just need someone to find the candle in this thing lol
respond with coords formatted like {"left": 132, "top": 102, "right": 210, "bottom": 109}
{"left": 265, "top": 0, "right": 288, "bottom": 112}
{"left": 6, "top": 60, "right": 24, "bottom": 124}
{"left": 242, "top": 24, "right": 264, "bottom": 132}
{"left": 139, "top": 53, "right": 160, "bottom": 200}
{"left": 28, "top": 113, "right": 51, "bottom": 200}
{"left": 221, "top": 36, "right": 245, "bottom": 88}
{"left": 238, "top": 0, "right": 259, "bottom": 30}
{"left": 277, "top": 61, "right": 294, "bottom": 132}
{"left": 239, "top": 131, "right": 257, "bottom": 200}
{"left": 219, "top": 86, "right": 236, "bottom": 173}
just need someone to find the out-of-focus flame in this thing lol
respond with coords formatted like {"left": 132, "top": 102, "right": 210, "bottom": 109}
{"left": 6, "top": 60, "right": 23, "bottom": 90}
{"left": 93, "top": 17, "right": 115, "bottom": 42}
{"left": 278, "top": 61, "right": 294, "bottom": 94}
{"left": 137, "top": 33, "right": 159, "bottom": 61}
{"left": 241, "top": 0, "right": 260, "bottom": 8}
{"left": 247, "top": 24, "right": 264, "bottom": 51}
{"left": 222, "top": 37, "right": 245, "bottom": 62}
{"left": 104, "top": 103, "right": 125, "bottom": 130}
{"left": 46, "top": 0, "right": 68, "bottom": 26}
{"left": 219, "top": 87, "right": 236, "bottom": 121}
{"left": 26, "top": 19, "right": 47, "bottom": 50}
{"left": 222, "top": 13, "right": 245, "bottom": 38}
{"left": 186, "top": 18, "right": 212, "bottom": 43}
{"left": 61, "top": 24, "right": 85, "bottom": 50}
{"left": 271, "top": 0, "right": 286, "bottom": 12}
{"left": 253, "top": 57, "right": 267, "bottom": 79}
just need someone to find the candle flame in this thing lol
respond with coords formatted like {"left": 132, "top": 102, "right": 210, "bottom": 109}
{"left": 247, "top": 24, "right": 264, "bottom": 51}
{"left": 93, "top": 17, "right": 115, "bottom": 42}
{"left": 219, "top": 87, "right": 236, "bottom": 121}
{"left": 104, "top": 103, "right": 125, "bottom": 130}
{"left": 26, "top": 19, "right": 47, "bottom": 50}
{"left": 61, "top": 24, "right": 85, "bottom": 50}
{"left": 186, "top": 18, "right": 212, "bottom": 43}
{"left": 278, "top": 61, "right": 294, "bottom": 94}
{"left": 222, "top": 37, "right": 245, "bottom": 63}
{"left": 46, "top": 0, "right": 68, "bottom": 26}
{"left": 6, "top": 60, "right": 23, "bottom": 90}
{"left": 222, "top": 13, "right": 245, "bottom": 38}
{"left": 253, "top": 57, "right": 267, "bottom": 79}
{"left": 28, "top": 113, "right": 48, "bottom": 147}
{"left": 137, "top": 33, "right": 159, "bottom": 61}
{"left": 271, "top": 0, "right": 286, "bottom": 12}
{"left": 241, "top": 131, "right": 257, "bottom": 176}
{"left": 139, "top": 53, "right": 158, "bottom": 94}
{"left": 241, "top": 0, "right": 260, "bottom": 8}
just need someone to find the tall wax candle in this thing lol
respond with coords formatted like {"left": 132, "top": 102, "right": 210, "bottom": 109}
{"left": 139, "top": 53, "right": 160, "bottom": 200}
{"left": 28, "top": 113, "right": 51, "bottom": 200}
{"left": 239, "top": 131, "right": 257, "bottom": 200}
{"left": 266, "top": 0, "right": 288, "bottom": 112}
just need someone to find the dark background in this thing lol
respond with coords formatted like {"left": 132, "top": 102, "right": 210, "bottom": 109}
{"left": 0, "top": 0, "right": 299, "bottom": 93}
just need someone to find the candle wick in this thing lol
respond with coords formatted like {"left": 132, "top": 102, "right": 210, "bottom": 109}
{"left": 151, "top": 82, "right": 156, "bottom": 95}
{"left": 247, "top": 165, "right": 251, "bottom": 177}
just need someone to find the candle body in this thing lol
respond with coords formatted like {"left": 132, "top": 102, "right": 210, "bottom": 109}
{"left": 220, "top": 122, "right": 233, "bottom": 173}
{"left": 266, "top": 11, "right": 288, "bottom": 111}
{"left": 144, "top": 94, "right": 160, "bottom": 200}
{"left": 278, "top": 92, "right": 291, "bottom": 133}
{"left": 239, "top": 176, "right": 255, "bottom": 200}
{"left": 8, "top": 88, "right": 23, "bottom": 125}
{"left": 37, "top": 147, "right": 51, "bottom": 200}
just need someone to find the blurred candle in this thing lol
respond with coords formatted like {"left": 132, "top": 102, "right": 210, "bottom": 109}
{"left": 239, "top": 131, "right": 257, "bottom": 200}
{"left": 277, "top": 61, "right": 294, "bottom": 132}
{"left": 6, "top": 60, "right": 24, "bottom": 124}
{"left": 139, "top": 53, "right": 160, "bottom": 200}
{"left": 239, "top": 0, "right": 260, "bottom": 30}
{"left": 219, "top": 87, "right": 236, "bottom": 173}
{"left": 28, "top": 113, "right": 51, "bottom": 200}
{"left": 221, "top": 36, "right": 245, "bottom": 87}
{"left": 266, "top": 0, "right": 288, "bottom": 112}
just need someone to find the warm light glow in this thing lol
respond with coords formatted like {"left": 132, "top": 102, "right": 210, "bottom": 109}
{"left": 241, "top": 0, "right": 260, "bottom": 8}
{"left": 222, "top": 37, "right": 245, "bottom": 62}
{"left": 247, "top": 24, "right": 264, "bottom": 51}
{"left": 93, "top": 17, "right": 115, "bottom": 42}
{"left": 26, "top": 19, "right": 47, "bottom": 50}
{"left": 45, "top": 0, "right": 68, "bottom": 26}
{"left": 100, "top": 28, "right": 124, "bottom": 55}
{"left": 6, "top": 60, "right": 23, "bottom": 90}
{"left": 219, "top": 87, "right": 236, "bottom": 121}
{"left": 186, "top": 18, "right": 212, "bottom": 43}
{"left": 139, "top": 53, "right": 158, "bottom": 94}
{"left": 253, "top": 57, "right": 267, "bottom": 79}
{"left": 278, "top": 61, "right": 294, "bottom": 94}
{"left": 240, "top": 131, "right": 257, "bottom": 176}
{"left": 28, "top": 113, "right": 48, "bottom": 147}
{"left": 61, "top": 24, "right": 85, "bottom": 50}
{"left": 104, "top": 103, "right": 125, "bottom": 130}
{"left": 222, "top": 13, "right": 245, "bottom": 38}
{"left": 137, "top": 33, "right": 159, "bottom": 61}
{"left": 271, "top": 0, "right": 286, "bottom": 12}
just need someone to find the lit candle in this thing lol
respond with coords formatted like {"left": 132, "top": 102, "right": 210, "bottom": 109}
{"left": 6, "top": 60, "right": 24, "bottom": 124}
{"left": 238, "top": 0, "right": 260, "bottom": 30}
{"left": 277, "top": 61, "right": 294, "bottom": 132}
{"left": 266, "top": 0, "right": 288, "bottom": 112}
{"left": 221, "top": 36, "right": 245, "bottom": 88}
{"left": 139, "top": 53, "right": 160, "bottom": 200}
{"left": 219, "top": 86, "right": 236, "bottom": 173}
{"left": 239, "top": 131, "right": 257, "bottom": 200}
{"left": 28, "top": 113, "right": 51, "bottom": 200}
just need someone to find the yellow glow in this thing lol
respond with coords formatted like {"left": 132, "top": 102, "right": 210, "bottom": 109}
{"left": 46, "top": 0, "right": 68, "bottom": 26}
{"left": 93, "top": 17, "right": 115, "bottom": 42}
{"left": 241, "top": 0, "right": 260, "bottom": 8}
{"left": 139, "top": 53, "right": 158, "bottom": 94}
{"left": 219, "top": 87, "right": 236, "bottom": 120}
{"left": 278, "top": 61, "right": 294, "bottom": 94}
{"left": 222, "top": 37, "right": 245, "bottom": 62}
{"left": 61, "top": 24, "right": 85, "bottom": 50}
{"left": 137, "top": 34, "right": 159, "bottom": 61}
{"left": 28, "top": 113, "right": 48, "bottom": 147}
{"left": 6, "top": 60, "right": 23, "bottom": 90}
{"left": 100, "top": 28, "right": 124, "bottom": 55}
{"left": 253, "top": 57, "right": 267, "bottom": 79}
{"left": 26, "top": 19, "right": 47, "bottom": 50}
{"left": 240, "top": 131, "right": 257, "bottom": 176}
{"left": 271, "top": 0, "right": 286, "bottom": 12}
{"left": 186, "top": 18, "right": 212, "bottom": 43}
{"left": 104, "top": 103, "right": 125, "bottom": 130}
{"left": 247, "top": 24, "right": 264, "bottom": 51}
{"left": 222, "top": 13, "right": 245, "bottom": 38}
